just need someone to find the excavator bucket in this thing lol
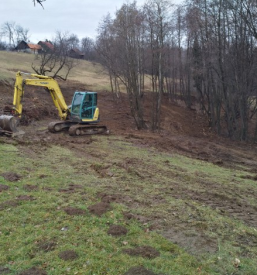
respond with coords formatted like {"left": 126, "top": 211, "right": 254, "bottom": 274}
{"left": 0, "top": 115, "right": 19, "bottom": 132}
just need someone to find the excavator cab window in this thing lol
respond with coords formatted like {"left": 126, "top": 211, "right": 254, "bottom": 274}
{"left": 81, "top": 93, "right": 97, "bottom": 119}
{"left": 71, "top": 93, "right": 84, "bottom": 115}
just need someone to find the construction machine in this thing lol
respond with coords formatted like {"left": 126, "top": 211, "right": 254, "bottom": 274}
{"left": 0, "top": 71, "right": 108, "bottom": 136}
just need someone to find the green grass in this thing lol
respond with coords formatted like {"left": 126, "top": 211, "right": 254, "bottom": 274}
{"left": 1, "top": 135, "right": 257, "bottom": 274}
{"left": 0, "top": 142, "right": 207, "bottom": 275}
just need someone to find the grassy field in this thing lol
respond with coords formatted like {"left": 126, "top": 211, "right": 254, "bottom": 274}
{"left": 0, "top": 51, "right": 111, "bottom": 91}
{"left": 0, "top": 134, "right": 257, "bottom": 275}
{"left": 0, "top": 138, "right": 204, "bottom": 275}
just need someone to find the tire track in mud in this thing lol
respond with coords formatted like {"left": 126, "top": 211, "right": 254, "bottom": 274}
{"left": 169, "top": 181, "right": 257, "bottom": 228}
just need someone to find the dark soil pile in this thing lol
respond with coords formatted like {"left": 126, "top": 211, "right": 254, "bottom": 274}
{"left": 0, "top": 184, "right": 9, "bottom": 192}
{"left": 108, "top": 225, "right": 128, "bottom": 237}
{"left": 59, "top": 184, "right": 83, "bottom": 194}
{"left": 37, "top": 240, "right": 57, "bottom": 252}
{"left": 63, "top": 207, "right": 86, "bottom": 216}
{"left": 16, "top": 195, "right": 35, "bottom": 201}
{"left": 88, "top": 202, "right": 112, "bottom": 216}
{"left": 58, "top": 250, "right": 78, "bottom": 261}
{"left": 0, "top": 200, "right": 19, "bottom": 210}
{"left": 23, "top": 184, "right": 39, "bottom": 191}
{"left": 99, "top": 193, "right": 122, "bottom": 203}
{"left": 1, "top": 172, "right": 21, "bottom": 182}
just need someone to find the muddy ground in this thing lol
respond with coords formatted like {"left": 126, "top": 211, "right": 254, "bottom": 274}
{"left": 1, "top": 80, "right": 257, "bottom": 273}
{"left": 1, "top": 79, "right": 256, "bottom": 170}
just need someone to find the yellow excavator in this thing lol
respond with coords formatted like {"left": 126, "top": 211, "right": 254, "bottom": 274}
{"left": 0, "top": 71, "right": 108, "bottom": 136}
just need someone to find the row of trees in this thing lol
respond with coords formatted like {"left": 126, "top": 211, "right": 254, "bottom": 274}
{"left": 0, "top": 22, "right": 29, "bottom": 49}
{"left": 95, "top": 0, "right": 257, "bottom": 141}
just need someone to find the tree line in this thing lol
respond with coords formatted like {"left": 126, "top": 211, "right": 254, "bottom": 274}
{"left": 96, "top": 0, "right": 257, "bottom": 141}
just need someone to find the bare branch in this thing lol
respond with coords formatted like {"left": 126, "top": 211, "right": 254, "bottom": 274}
{"left": 33, "top": 0, "right": 45, "bottom": 9}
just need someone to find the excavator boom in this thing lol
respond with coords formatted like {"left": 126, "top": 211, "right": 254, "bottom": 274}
{"left": 13, "top": 71, "right": 69, "bottom": 120}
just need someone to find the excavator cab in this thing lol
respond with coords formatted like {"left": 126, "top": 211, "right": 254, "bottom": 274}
{"left": 70, "top": 91, "right": 99, "bottom": 123}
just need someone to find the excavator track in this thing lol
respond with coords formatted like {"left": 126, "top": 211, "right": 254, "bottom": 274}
{"left": 68, "top": 124, "right": 109, "bottom": 136}
{"left": 48, "top": 121, "right": 77, "bottom": 133}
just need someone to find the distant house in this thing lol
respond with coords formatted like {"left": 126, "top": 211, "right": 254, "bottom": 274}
{"left": 38, "top": 40, "right": 54, "bottom": 52}
{"left": 15, "top": 40, "right": 41, "bottom": 54}
{"left": 69, "top": 48, "right": 84, "bottom": 59}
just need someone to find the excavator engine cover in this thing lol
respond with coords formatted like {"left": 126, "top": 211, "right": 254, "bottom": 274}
{"left": 0, "top": 115, "right": 19, "bottom": 132}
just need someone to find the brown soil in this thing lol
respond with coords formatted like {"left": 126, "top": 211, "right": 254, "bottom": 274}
{"left": 63, "top": 207, "right": 86, "bottom": 215}
{"left": 23, "top": 184, "right": 39, "bottom": 191}
{"left": 108, "top": 225, "right": 128, "bottom": 237}
{"left": 58, "top": 250, "right": 78, "bottom": 261}
{"left": 99, "top": 193, "right": 124, "bottom": 203}
{"left": 36, "top": 240, "right": 57, "bottom": 252}
{"left": 123, "top": 246, "right": 160, "bottom": 259}
{"left": 1, "top": 172, "right": 21, "bottom": 182}
{"left": 88, "top": 202, "right": 112, "bottom": 216}
{"left": 0, "top": 200, "right": 19, "bottom": 210}
{"left": 123, "top": 266, "right": 160, "bottom": 275}
{"left": 59, "top": 183, "right": 83, "bottom": 194}
{"left": 17, "top": 267, "right": 47, "bottom": 275}
{"left": 16, "top": 195, "right": 35, "bottom": 201}
{"left": 0, "top": 184, "right": 9, "bottom": 192}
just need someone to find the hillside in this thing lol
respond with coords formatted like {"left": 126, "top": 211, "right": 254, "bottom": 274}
{"left": 0, "top": 51, "right": 110, "bottom": 91}
{"left": 0, "top": 51, "right": 257, "bottom": 275}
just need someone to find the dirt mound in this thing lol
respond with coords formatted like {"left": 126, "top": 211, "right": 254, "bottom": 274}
{"left": 108, "top": 225, "right": 128, "bottom": 237}
{"left": 1, "top": 172, "right": 21, "bottom": 182}
{"left": 23, "top": 184, "right": 38, "bottom": 191}
{"left": 63, "top": 207, "right": 86, "bottom": 216}
{"left": 0, "top": 184, "right": 9, "bottom": 192}
{"left": 58, "top": 250, "right": 78, "bottom": 261}
{"left": 0, "top": 200, "right": 19, "bottom": 210}
{"left": 88, "top": 202, "right": 112, "bottom": 216}
{"left": 36, "top": 240, "right": 57, "bottom": 252}
{"left": 99, "top": 193, "right": 123, "bottom": 203}
{"left": 16, "top": 195, "right": 35, "bottom": 201}
{"left": 59, "top": 184, "right": 83, "bottom": 194}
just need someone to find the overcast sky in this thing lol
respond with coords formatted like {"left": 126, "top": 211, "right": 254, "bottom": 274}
{"left": 0, "top": 0, "right": 183, "bottom": 43}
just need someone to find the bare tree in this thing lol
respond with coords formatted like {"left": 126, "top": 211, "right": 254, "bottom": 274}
{"left": 15, "top": 25, "right": 29, "bottom": 43}
{"left": 67, "top": 33, "right": 80, "bottom": 49}
{"left": 1, "top": 22, "right": 15, "bottom": 47}
{"left": 1, "top": 22, "right": 29, "bottom": 48}
{"left": 97, "top": 4, "right": 147, "bottom": 130}
{"left": 144, "top": 0, "right": 173, "bottom": 130}
{"left": 182, "top": 0, "right": 257, "bottom": 140}
{"left": 32, "top": 32, "right": 77, "bottom": 80}
{"left": 81, "top": 37, "right": 95, "bottom": 60}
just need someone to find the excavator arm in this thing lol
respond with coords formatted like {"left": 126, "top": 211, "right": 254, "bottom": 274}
{"left": 13, "top": 71, "right": 69, "bottom": 120}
